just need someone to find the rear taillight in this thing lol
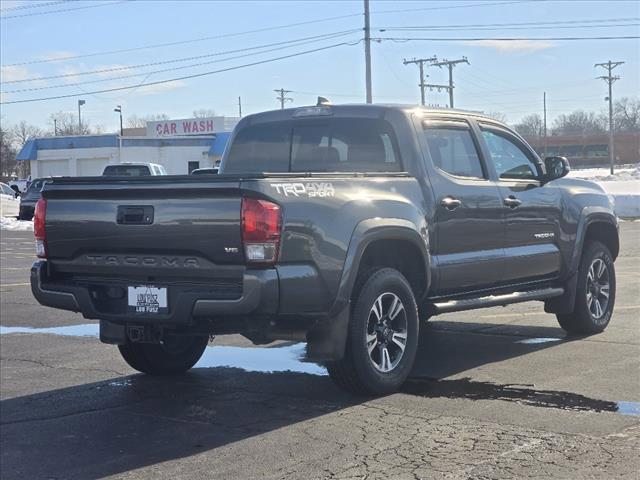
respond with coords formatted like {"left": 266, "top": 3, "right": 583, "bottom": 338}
{"left": 241, "top": 197, "right": 281, "bottom": 265}
{"left": 34, "top": 198, "right": 47, "bottom": 258}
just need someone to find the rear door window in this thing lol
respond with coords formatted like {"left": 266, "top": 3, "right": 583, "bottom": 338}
{"left": 423, "top": 124, "right": 485, "bottom": 179}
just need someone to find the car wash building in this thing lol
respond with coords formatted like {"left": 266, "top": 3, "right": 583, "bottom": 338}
{"left": 16, "top": 116, "right": 237, "bottom": 177}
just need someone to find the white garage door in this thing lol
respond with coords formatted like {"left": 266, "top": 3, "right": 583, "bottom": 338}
{"left": 77, "top": 158, "right": 109, "bottom": 176}
{"left": 39, "top": 159, "right": 69, "bottom": 177}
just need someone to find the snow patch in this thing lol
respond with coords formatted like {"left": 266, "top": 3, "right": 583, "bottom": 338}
{"left": 0, "top": 217, "right": 33, "bottom": 231}
{"left": 569, "top": 165, "right": 640, "bottom": 217}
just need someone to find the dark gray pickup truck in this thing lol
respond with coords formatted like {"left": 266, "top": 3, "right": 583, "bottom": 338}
{"left": 31, "top": 104, "right": 618, "bottom": 395}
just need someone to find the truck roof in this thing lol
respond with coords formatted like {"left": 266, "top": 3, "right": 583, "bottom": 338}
{"left": 239, "top": 103, "right": 507, "bottom": 127}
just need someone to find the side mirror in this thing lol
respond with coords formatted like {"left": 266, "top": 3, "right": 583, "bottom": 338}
{"left": 543, "top": 156, "right": 570, "bottom": 183}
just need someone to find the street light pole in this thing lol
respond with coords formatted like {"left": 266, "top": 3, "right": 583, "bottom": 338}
{"left": 114, "top": 105, "right": 123, "bottom": 136}
{"left": 78, "top": 99, "right": 85, "bottom": 133}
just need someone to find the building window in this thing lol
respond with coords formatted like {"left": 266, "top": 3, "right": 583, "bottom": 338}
{"left": 188, "top": 161, "right": 200, "bottom": 174}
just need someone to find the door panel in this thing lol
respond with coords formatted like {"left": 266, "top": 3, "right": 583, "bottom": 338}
{"left": 418, "top": 119, "right": 505, "bottom": 295}
{"left": 479, "top": 126, "right": 563, "bottom": 283}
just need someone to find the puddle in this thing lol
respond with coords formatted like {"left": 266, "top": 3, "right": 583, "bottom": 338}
{"left": 516, "top": 337, "right": 563, "bottom": 344}
{"left": 0, "top": 324, "right": 99, "bottom": 337}
{"left": 0, "top": 323, "right": 326, "bottom": 376}
{"left": 195, "top": 343, "right": 326, "bottom": 376}
{"left": 402, "top": 377, "right": 640, "bottom": 416}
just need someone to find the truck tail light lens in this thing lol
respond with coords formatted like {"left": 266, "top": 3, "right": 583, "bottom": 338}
{"left": 34, "top": 198, "right": 47, "bottom": 258}
{"left": 241, "top": 197, "right": 281, "bottom": 264}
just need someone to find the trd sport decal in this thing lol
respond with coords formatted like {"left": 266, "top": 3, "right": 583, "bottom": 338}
{"left": 270, "top": 182, "right": 335, "bottom": 197}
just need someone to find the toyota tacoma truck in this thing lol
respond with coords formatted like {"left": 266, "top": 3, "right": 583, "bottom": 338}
{"left": 30, "top": 104, "right": 618, "bottom": 395}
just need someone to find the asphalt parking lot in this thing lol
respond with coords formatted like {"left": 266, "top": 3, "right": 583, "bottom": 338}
{"left": 1, "top": 225, "right": 639, "bottom": 479}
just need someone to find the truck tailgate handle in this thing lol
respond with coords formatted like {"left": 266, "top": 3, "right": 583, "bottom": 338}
{"left": 117, "top": 205, "right": 154, "bottom": 225}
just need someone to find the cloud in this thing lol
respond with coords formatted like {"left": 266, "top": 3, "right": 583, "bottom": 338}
{"left": 459, "top": 40, "right": 555, "bottom": 53}
{"left": 0, "top": 65, "right": 31, "bottom": 82}
{"left": 134, "top": 80, "right": 186, "bottom": 96}
{"left": 38, "top": 51, "right": 77, "bottom": 62}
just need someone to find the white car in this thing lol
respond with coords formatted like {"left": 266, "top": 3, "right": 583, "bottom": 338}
{"left": 1, "top": 182, "right": 20, "bottom": 218}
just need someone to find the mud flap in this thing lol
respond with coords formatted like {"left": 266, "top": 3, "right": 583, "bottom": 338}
{"left": 305, "top": 303, "right": 350, "bottom": 362}
{"left": 544, "top": 272, "right": 578, "bottom": 314}
{"left": 99, "top": 320, "right": 126, "bottom": 345}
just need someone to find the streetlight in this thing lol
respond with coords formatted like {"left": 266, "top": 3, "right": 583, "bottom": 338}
{"left": 78, "top": 99, "right": 85, "bottom": 133}
{"left": 114, "top": 105, "right": 123, "bottom": 136}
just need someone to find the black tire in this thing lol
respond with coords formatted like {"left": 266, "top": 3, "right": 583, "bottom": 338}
{"left": 118, "top": 333, "right": 209, "bottom": 375}
{"left": 557, "top": 240, "right": 616, "bottom": 334}
{"left": 327, "top": 268, "right": 419, "bottom": 396}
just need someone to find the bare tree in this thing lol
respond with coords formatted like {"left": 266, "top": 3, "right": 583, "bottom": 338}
{"left": 486, "top": 111, "right": 507, "bottom": 123}
{"left": 613, "top": 97, "right": 640, "bottom": 132}
{"left": 513, "top": 114, "right": 543, "bottom": 137}
{"left": 0, "top": 127, "right": 17, "bottom": 181}
{"left": 126, "top": 114, "right": 169, "bottom": 128}
{"left": 48, "top": 111, "right": 98, "bottom": 135}
{"left": 10, "top": 120, "right": 44, "bottom": 148}
{"left": 551, "top": 110, "right": 606, "bottom": 135}
{"left": 192, "top": 109, "right": 216, "bottom": 118}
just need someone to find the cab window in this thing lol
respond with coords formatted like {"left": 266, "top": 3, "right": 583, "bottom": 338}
{"left": 423, "top": 124, "right": 485, "bottom": 179}
{"left": 481, "top": 128, "right": 539, "bottom": 180}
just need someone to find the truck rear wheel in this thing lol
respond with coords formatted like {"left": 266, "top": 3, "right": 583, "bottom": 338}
{"left": 557, "top": 240, "right": 616, "bottom": 334}
{"left": 327, "top": 268, "right": 419, "bottom": 396}
{"left": 118, "top": 333, "right": 209, "bottom": 375}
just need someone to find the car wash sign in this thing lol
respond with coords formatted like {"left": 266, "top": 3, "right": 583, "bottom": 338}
{"left": 147, "top": 117, "right": 225, "bottom": 137}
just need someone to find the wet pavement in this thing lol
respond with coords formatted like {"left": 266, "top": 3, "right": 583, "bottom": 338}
{"left": 1, "top": 225, "right": 639, "bottom": 479}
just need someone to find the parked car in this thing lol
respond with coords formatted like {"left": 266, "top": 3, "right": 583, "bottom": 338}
{"left": 102, "top": 163, "right": 167, "bottom": 176}
{"left": 30, "top": 104, "right": 618, "bottom": 395}
{"left": 8, "top": 178, "right": 30, "bottom": 193}
{"left": 18, "top": 178, "right": 49, "bottom": 220}
{"left": 191, "top": 167, "right": 219, "bottom": 175}
{"left": 0, "top": 182, "right": 20, "bottom": 218}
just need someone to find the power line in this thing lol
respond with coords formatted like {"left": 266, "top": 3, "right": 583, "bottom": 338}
{"left": 1, "top": 35, "right": 360, "bottom": 94}
{"left": 2, "top": 0, "right": 540, "bottom": 66}
{"left": 0, "top": 1, "right": 70, "bottom": 13}
{"left": 379, "top": 23, "right": 639, "bottom": 32}
{"left": 428, "top": 57, "right": 470, "bottom": 108}
{"left": 0, "top": 41, "right": 359, "bottom": 105}
{"left": 0, "top": 0, "right": 131, "bottom": 19}
{"left": 374, "top": 35, "right": 640, "bottom": 42}
{"left": 2, "top": 30, "right": 359, "bottom": 84}
{"left": 372, "top": 0, "right": 535, "bottom": 15}
{"left": 377, "top": 17, "right": 639, "bottom": 30}
{"left": 1, "top": 15, "right": 362, "bottom": 67}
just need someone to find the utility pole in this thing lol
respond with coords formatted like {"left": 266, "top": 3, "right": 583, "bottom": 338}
{"left": 53, "top": 119, "right": 58, "bottom": 136}
{"left": 595, "top": 60, "right": 624, "bottom": 174}
{"left": 543, "top": 91, "right": 547, "bottom": 158}
{"left": 364, "top": 0, "right": 372, "bottom": 103}
{"left": 429, "top": 57, "right": 469, "bottom": 108}
{"left": 274, "top": 88, "right": 293, "bottom": 109}
{"left": 403, "top": 56, "right": 437, "bottom": 106}
{"left": 238, "top": 96, "right": 242, "bottom": 118}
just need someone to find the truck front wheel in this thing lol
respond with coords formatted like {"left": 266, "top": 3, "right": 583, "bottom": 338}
{"left": 118, "top": 333, "right": 209, "bottom": 375}
{"left": 327, "top": 268, "right": 419, "bottom": 396}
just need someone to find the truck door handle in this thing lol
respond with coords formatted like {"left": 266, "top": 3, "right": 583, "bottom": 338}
{"left": 503, "top": 196, "right": 522, "bottom": 209}
{"left": 440, "top": 196, "right": 462, "bottom": 211}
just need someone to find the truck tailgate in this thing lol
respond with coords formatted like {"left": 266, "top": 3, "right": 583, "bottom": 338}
{"left": 43, "top": 177, "right": 244, "bottom": 280}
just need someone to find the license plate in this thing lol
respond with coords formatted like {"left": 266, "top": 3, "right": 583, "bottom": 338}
{"left": 128, "top": 286, "right": 168, "bottom": 314}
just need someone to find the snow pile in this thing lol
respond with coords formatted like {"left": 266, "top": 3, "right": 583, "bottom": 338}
{"left": 0, "top": 217, "right": 34, "bottom": 231}
{"left": 569, "top": 164, "right": 640, "bottom": 218}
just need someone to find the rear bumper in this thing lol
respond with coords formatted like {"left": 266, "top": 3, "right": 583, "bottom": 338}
{"left": 30, "top": 260, "right": 278, "bottom": 325}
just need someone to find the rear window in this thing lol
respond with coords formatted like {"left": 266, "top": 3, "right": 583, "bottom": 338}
{"left": 224, "top": 118, "right": 401, "bottom": 173}
{"left": 103, "top": 165, "right": 151, "bottom": 176}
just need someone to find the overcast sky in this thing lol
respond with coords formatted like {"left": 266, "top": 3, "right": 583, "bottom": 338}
{"left": 1, "top": 0, "right": 638, "bottom": 132}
